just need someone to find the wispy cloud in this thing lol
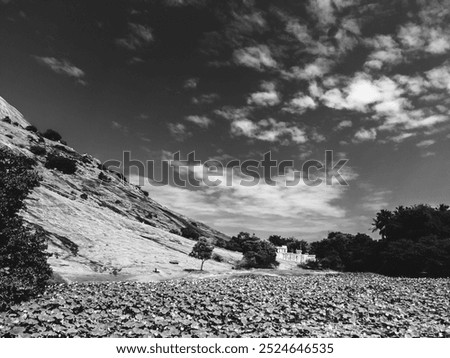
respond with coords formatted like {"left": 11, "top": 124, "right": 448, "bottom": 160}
{"left": 116, "top": 23, "right": 154, "bottom": 50}
{"left": 416, "top": 139, "right": 435, "bottom": 148}
{"left": 34, "top": 56, "right": 86, "bottom": 85}
{"left": 168, "top": 122, "right": 191, "bottom": 141}
{"left": 192, "top": 93, "right": 219, "bottom": 104}
{"left": 111, "top": 120, "right": 129, "bottom": 134}
{"left": 185, "top": 115, "right": 212, "bottom": 128}
{"left": 233, "top": 45, "right": 277, "bottom": 71}
{"left": 183, "top": 77, "right": 199, "bottom": 89}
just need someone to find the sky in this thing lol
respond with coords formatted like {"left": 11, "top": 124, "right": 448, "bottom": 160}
{"left": 1, "top": 0, "right": 450, "bottom": 241}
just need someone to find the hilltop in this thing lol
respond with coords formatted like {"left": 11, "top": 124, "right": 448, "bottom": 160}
{"left": 0, "top": 96, "right": 244, "bottom": 282}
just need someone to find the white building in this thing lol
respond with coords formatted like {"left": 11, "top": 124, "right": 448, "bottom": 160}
{"left": 276, "top": 245, "right": 316, "bottom": 264}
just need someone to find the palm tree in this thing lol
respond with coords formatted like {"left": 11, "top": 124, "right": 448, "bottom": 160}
{"left": 372, "top": 209, "right": 393, "bottom": 240}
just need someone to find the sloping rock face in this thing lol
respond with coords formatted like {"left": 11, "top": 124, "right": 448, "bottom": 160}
{"left": 0, "top": 96, "right": 29, "bottom": 128}
{"left": 0, "top": 96, "right": 237, "bottom": 282}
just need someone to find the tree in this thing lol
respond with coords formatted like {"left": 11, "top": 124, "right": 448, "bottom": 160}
{"left": 268, "top": 235, "right": 309, "bottom": 253}
{"left": 189, "top": 237, "right": 214, "bottom": 271}
{"left": 242, "top": 239, "right": 278, "bottom": 268}
{"left": 372, "top": 209, "right": 393, "bottom": 240}
{"left": 0, "top": 148, "right": 52, "bottom": 310}
{"left": 287, "top": 239, "right": 309, "bottom": 254}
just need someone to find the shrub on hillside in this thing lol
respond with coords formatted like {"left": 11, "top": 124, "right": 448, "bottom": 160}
{"left": 25, "top": 125, "right": 38, "bottom": 133}
{"left": 98, "top": 172, "right": 111, "bottom": 182}
{"left": 44, "top": 154, "right": 77, "bottom": 174}
{"left": 181, "top": 226, "right": 199, "bottom": 241}
{"left": 41, "top": 129, "right": 62, "bottom": 142}
{"left": 0, "top": 148, "right": 52, "bottom": 310}
{"left": 169, "top": 229, "right": 181, "bottom": 236}
{"left": 29, "top": 145, "right": 47, "bottom": 156}
{"left": 212, "top": 253, "right": 224, "bottom": 262}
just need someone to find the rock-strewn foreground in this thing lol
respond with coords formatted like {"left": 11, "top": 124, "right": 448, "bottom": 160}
{"left": 0, "top": 95, "right": 243, "bottom": 281}
{"left": 1, "top": 273, "right": 449, "bottom": 338}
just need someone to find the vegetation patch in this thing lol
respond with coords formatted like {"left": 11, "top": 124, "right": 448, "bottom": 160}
{"left": 45, "top": 154, "right": 77, "bottom": 174}
{"left": 0, "top": 148, "right": 52, "bottom": 311}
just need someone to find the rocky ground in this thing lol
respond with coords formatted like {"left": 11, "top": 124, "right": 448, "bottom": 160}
{"left": 1, "top": 272, "right": 449, "bottom": 338}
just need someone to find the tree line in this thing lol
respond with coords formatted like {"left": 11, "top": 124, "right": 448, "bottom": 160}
{"left": 309, "top": 205, "right": 450, "bottom": 277}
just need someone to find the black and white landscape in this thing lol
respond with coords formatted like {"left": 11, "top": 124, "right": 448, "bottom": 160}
{"left": 0, "top": 0, "right": 449, "bottom": 338}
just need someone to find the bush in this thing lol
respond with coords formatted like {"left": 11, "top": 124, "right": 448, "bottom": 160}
{"left": 25, "top": 125, "right": 38, "bottom": 133}
{"left": 181, "top": 226, "right": 200, "bottom": 240}
{"left": 169, "top": 229, "right": 181, "bottom": 236}
{"left": 0, "top": 148, "right": 52, "bottom": 310}
{"left": 29, "top": 145, "right": 47, "bottom": 156}
{"left": 212, "top": 253, "right": 224, "bottom": 262}
{"left": 299, "top": 260, "right": 321, "bottom": 270}
{"left": 98, "top": 172, "right": 111, "bottom": 182}
{"left": 142, "top": 190, "right": 149, "bottom": 197}
{"left": 45, "top": 154, "right": 77, "bottom": 174}
{"left": 41, "top": 129, "right": 62, "bottom": 142}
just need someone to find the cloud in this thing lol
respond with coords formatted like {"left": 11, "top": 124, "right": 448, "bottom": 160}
{"left": 233, "top": 45, "right": 277, "bottom": 71}
{"left": 192, "top": 93, "right": 219, "bottom": 104}
{"left": 405, "top": 114, "right": 448, "bottom": 129}
{"left": 360, "top": 188, "right": 392, "bottom": 212}
{"left": 426, "top": 64, "right": 450, "bottom": 91}
{"left": 136, "top": 160, "right": 355, "bottom": 238}
{"left": 284, "top": 95, "right": 317, "bottom": 114}
{"left": 185, "top": 115, "right": 212, "bottom": 128}
{"left": 116, "top": 23, "right": 154, "bottom": 50}
{"left": 183, "top": 77, "right": 199, "bottom": 89}
{"left": 111, "top": 121, "right": 129, "bottom": 134}
{"left": 163, "top": 0, "right": 206, "bottom": 6}
{"left": 285, "top": 20, "right": 313, "bottom": 44}
{"left": 335, "top": 120, "right": 353, "bottom": 130}
{"left": 247, "top": 81, "right": 280, "bottom": 106}
{"left": 307, "top": 0, "right": 336, "bottom": 27}
{"left": 231, "top": 117, "right": 307, "bottom": 144}
{"left": 168, "top": 123, "right": 191, "bottom": 141}
{"left": 228, "top": 10, "right": 267, "bottom": 35}
{"left": 283, "top": 58, "right": 333, "bottom": 80}
{"left": 353, "top": 128, "right": 377, "bottom": 142}
{"left": 398, "top": 23, "right": 450, "bottom": 55}
{"left": 34, "top": 56, "right": 86, "bottom": 84}
{"left": 364, "top": 35, "right": 403, "bottom": 70}
{"left": 389, "top": 132, "right": 415, "bottom": 143}
{"left": 416, "top": 139, "right": 435, "bottom": 148}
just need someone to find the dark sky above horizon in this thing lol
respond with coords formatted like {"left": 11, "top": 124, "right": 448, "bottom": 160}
{"left": 1, "top": 0, "right": 450, "bottom": 240}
